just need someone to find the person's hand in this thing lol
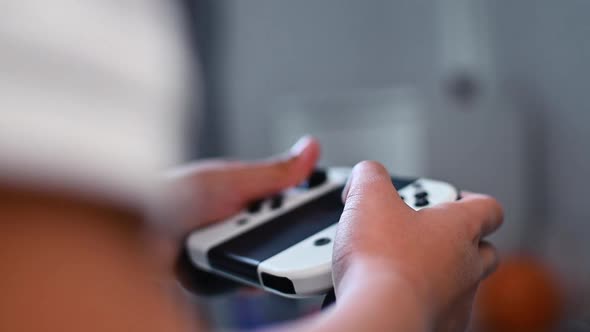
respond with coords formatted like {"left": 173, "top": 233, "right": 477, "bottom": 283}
{"left": 332, "top": 161, "right": 504, "bottom": 331}
{"left": 165, "top": 136, "right": 320, "bottom": 237}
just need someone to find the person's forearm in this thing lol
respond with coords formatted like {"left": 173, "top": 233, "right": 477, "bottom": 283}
{"left": 0, "top": 186, "right": 200, "bottom": 332}
{"left": 266, "top": 262, "right": 433, "bottom": 332}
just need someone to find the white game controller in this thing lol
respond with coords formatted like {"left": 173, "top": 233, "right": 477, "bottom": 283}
{"left": 185, "top": 167, "right": 459, "bottom": 298}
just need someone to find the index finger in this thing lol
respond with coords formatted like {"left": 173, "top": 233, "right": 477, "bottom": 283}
{"left": 454, "top": 191, "right": 504, "bottom": 240}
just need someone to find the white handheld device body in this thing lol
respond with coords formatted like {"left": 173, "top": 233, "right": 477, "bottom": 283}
{"left": 185, "top": 168, "right": 459, "bottom": 298}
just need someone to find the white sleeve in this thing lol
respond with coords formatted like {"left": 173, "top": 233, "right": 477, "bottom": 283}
{"left": 0, "top": 0, "right": 194, "bottom": 208}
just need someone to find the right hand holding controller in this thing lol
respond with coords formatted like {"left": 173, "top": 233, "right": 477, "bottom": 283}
{"left": 329, "top": 161, "right": 504, "bottom": 331}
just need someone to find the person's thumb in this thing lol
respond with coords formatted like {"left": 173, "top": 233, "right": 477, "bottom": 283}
{"left": 341, "top": 161, "right": 407, "bottom": 221}
{"left": 333, "top": 161, "right": 408, "bottom": 291}
{"left": 226, "top": 136, "right": 320, "bottom": 203}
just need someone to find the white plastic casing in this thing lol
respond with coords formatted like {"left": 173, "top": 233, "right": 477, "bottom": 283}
{"left": 185, "top": 167, "right": 458, "bottom": 298}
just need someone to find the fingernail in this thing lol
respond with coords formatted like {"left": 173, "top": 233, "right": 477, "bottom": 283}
{"left": 290, "top": 135, "right": 312, "bottom": 156}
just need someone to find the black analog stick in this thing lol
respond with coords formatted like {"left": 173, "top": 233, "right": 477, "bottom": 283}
{"left": 300, "top": 169, "right": 328, "bottom": 189}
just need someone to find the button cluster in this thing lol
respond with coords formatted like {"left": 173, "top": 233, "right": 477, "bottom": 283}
{"left": 243, "top": 169, "right": 327, "bottom": 223}
{"left": 412, "top": 183, "right": 429, "bottom": 207}
{"left": 247, "top": 199, "right": 264, "bottom": 213}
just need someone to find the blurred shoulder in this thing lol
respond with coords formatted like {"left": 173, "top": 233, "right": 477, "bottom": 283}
{"left": 0, "top": 0, "right": 194, "bottom": 208}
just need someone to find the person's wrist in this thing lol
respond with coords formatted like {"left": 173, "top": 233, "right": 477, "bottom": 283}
{"left": 334, "top": 259, "right": 435, "bottom": 331}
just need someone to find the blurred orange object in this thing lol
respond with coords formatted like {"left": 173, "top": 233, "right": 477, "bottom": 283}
{"left": 473, "top": 255, "right": 564, "bottom": 332}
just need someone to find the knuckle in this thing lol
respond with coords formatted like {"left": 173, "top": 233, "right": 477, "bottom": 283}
{"left": 429, "top": 203, "right": 479, "bottom": 239}
{"left": 340, "top": 195, "right": 364, "bottom": 222}
{"left": 343, "top": 186, "right": 364, "bottom": 203}
{"left": 464, "top": 194, "right": 504, "bottom": 218}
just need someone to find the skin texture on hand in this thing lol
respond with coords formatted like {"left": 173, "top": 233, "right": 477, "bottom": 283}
{"left": 332, "top": 161, "right": 504, "bottom": 331}
{"left": 165, "top": 136, "right": 320, "bottom": 237}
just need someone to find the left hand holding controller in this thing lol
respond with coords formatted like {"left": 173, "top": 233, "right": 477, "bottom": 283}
{"left": 165, "top": 136, "right": 320, "bottom": 237}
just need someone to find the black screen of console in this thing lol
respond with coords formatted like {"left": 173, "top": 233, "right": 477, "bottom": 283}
{"left": 208, "top": 177, "right": 416, "bottom": 284}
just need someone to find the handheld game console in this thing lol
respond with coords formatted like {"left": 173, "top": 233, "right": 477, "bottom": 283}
{"left": 185, "top": 168, "right": 459, "bottom": 298}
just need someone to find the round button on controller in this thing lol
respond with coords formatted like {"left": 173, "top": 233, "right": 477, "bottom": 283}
{"left": 314, "top": 238, "right": 331, "bottom": 246}
{"left": 415, "top": 197, "right": 430, "bottom": 207}
{"left": 414, "top": 191, "right": 428, "bottom": 199}
{"left": 247, "top": 199, "right": 264, "bottom": 213}
{"left": 270, "top": 194, "right": 284, "bottom": 209}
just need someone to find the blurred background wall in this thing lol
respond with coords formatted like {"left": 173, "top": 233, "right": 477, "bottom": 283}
{"left": 192, "top": 0, "right": 437, "bottom": 157}
{"left": 189, "top": 0, "right": 590, "bottom": 328}
{"left": 490, "top": 0, "right": 590, "bottom": 289}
